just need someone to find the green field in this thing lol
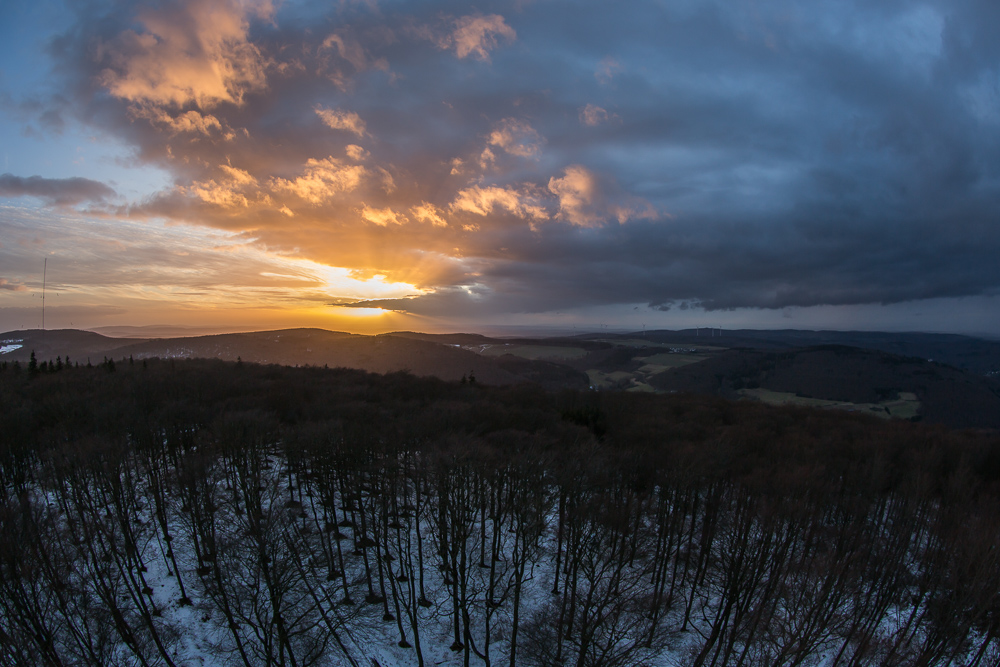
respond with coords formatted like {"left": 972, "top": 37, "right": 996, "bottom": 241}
{"left": 479, "top": 344, "right": 589, "bottom": 360}
{"left": 626, "top": 381, "right": 658, "bottom": 393}
{"left": 739, "top": 388, "right": 921, "bottom": 420}
{"left": 881, "top": 392, "right": 921, "bottom": 420}
{"left": 586, "top": 369, "right": 635, "bottom": 389}
{"left": 587, "top": 369, "right": 659, "bottom": 392}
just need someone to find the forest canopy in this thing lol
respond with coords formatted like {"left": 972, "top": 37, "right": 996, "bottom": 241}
{"left": 2, "top": 357, "right": 1000, "bottom": 666}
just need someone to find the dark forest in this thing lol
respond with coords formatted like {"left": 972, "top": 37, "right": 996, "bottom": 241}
{"left": 2, "top": 357, "right": 1000, "bottom": 666}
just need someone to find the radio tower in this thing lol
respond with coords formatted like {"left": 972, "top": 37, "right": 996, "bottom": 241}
{"left": 42, "top": 258, "right": 47, "bottom": 331}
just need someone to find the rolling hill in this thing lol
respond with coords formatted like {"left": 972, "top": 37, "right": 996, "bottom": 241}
{"left": 4, "top": 327, "right": 1000, "bottom": 429}
{"left": 647, "top": 345, "right": 1000, "bottom": 429}
{"left": 0, "top": 328, "right": 589, "bottom": 391}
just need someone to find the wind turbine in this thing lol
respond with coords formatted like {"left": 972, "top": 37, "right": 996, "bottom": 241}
{"left": 42, "top": 258, "right": 47, "bottom": 331}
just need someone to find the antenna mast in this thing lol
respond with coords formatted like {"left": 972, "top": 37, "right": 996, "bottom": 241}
{"left": 42, "top": 258, "right": 47, "bottom": 331}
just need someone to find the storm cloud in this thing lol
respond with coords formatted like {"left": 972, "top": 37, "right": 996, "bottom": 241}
{"left": 0, "top": 174, "right": 117, "bottom": 206}
{"left": 5, "top": 0, "right": 1000, "bottom": 326}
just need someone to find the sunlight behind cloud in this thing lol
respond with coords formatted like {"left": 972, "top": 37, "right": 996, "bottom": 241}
{"left": 0, "top": 205, "right": 424, "bottom": 332}
{"left": 294, "top": 260, "right": 423, "bottom": 301}
{"left": 5, "top": 0, "right": 1000, "bottom": 334}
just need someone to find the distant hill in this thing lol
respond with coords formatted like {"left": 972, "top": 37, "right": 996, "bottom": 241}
{"left": 648, "top": 345, "right": 1000, "bottom": 429}
{"left": 5, "top": 327, "right": 1000, "bottom": 428}
{"left": 0, "top": 328, "right": 589, "bottom": 391}
{"left": 600, "top": 329, "right": 1000, "bottom": 376}
{"left": 0, "top": 329, "right": 150, "bottom": 362}
{"left": 90, "top": 324, "right": 259, "bottom": 338}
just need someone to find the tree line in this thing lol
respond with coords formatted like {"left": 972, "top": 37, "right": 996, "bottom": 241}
{"left": 1, "top": 357, "right": 999, "bottom": 666}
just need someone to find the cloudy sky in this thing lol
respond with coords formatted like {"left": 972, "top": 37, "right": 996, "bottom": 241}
{"left": 1, "top": 0, "right": 999, "bottom": 335}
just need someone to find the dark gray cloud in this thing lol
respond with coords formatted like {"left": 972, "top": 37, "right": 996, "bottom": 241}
{"left": 17, "top": 0, "right": 1000, "bottom": 319}
{"left": 0, "top": 174, "right": 116, "bottom": 206}
{"left": 0, "top": 279, "right": 26, "bottom": 291}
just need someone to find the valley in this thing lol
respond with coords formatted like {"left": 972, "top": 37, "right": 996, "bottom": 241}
{"left": 4, "top": 327, "right": 1000, "bottom": 430}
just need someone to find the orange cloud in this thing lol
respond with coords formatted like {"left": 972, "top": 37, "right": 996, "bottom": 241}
{"left": 478, "top": 147, "right": 497, "bottom": 169}
{"left": 548, "top": 165, "right": 599, "bottom": 227}
{"left": 218, "top": 164, "right": 256, "bottom": 186}
{"left": 451, "top": 185, "right": 548, "bottom": 221}
{"left": 318, "top": 32, "right": 389, "bottom": 88}
{"left": 359, "top": 204, "right": 406, "bottom": 226}
{"left": 315, "top": 107, "right": 368, "bottom": 137}
{"left": 578, "top": 104, "right": 618, "bottom": 126}
{"left": 270, "top": 157, "right": 367, "bottom": 204}
{"left": 411, "top": 202, "right": 448, "bottom": 227}
{"left": 488, "top": 118, "right": 544, "bottom": 158}
{"left": 611, "top": 201, "right": 660, "bottom": 224}
{"left": 186, "top": 164, "right": 259, "bottom": 208}
{"left": 377, "top": 168, "right": 396, "bottom": 194}
{"left": 321, "top": 34, "right": 370, "bottom": 71}
{"left": 132, "top": 107, "right": 230, "bottom": 137}
{"left": 187, "top": 181, "right": 250, "bottom": 208}
{"left": 345, "top": 144, "right": 369, "bottom": 160}
{"left": 100, "top": 0, "right": 272, "bottom": 109}
{"left": 548, "top": 165, "right": 658, "bottom": 226}
{"left": 442, "top": 15, "right": 516, "bottom": 61}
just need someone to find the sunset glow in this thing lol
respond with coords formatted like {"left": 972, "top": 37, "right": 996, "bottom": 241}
{"left": 2, "top": 0, "right": 1000, "bottom": 334}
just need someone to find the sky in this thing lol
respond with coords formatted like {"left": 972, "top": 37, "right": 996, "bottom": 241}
{"left": 1, "top": 0, "right": 999, "bottom": 336}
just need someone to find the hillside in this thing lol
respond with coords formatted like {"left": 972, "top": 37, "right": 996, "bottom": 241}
{"left": 598, "top": 329, "right": 1000, "bottom": 376}
{"left": 0, "top": 328, "right": 589, "bottom": 390}
{"left": 648, "top": 345, "right": 1000, "bottom": 429}
{"left": 0, "top": 329, "right": 149, "bottom": 361}
{"left": 5, "top": 327, "right": 1000, "bottom": 428}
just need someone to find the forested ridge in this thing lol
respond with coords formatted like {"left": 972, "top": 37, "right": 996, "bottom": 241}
{"left": 2, "top": 358, "right": 1000, "bottom": 666}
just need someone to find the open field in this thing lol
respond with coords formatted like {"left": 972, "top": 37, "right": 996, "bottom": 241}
{"left": 634, "top": 352, "right": 709, "bottom": 371}
{"left": 882, "top": 392, "right": 921, "bottom": 419}
{"left": 586, "top": 369, "right": 635, "bottom": 388}
{"left": 739, "top": 387, "right": 921, "bottom": 420}
{"left": 588, "top": 368, "right": 658, "bottom": 392}
{"left": 626, "top": 380, "right": 658, "bottom": 392}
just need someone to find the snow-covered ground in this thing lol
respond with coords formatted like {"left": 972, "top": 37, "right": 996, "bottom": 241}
{"left": 3, "top": 440, "right": 998, "bottom": 666}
